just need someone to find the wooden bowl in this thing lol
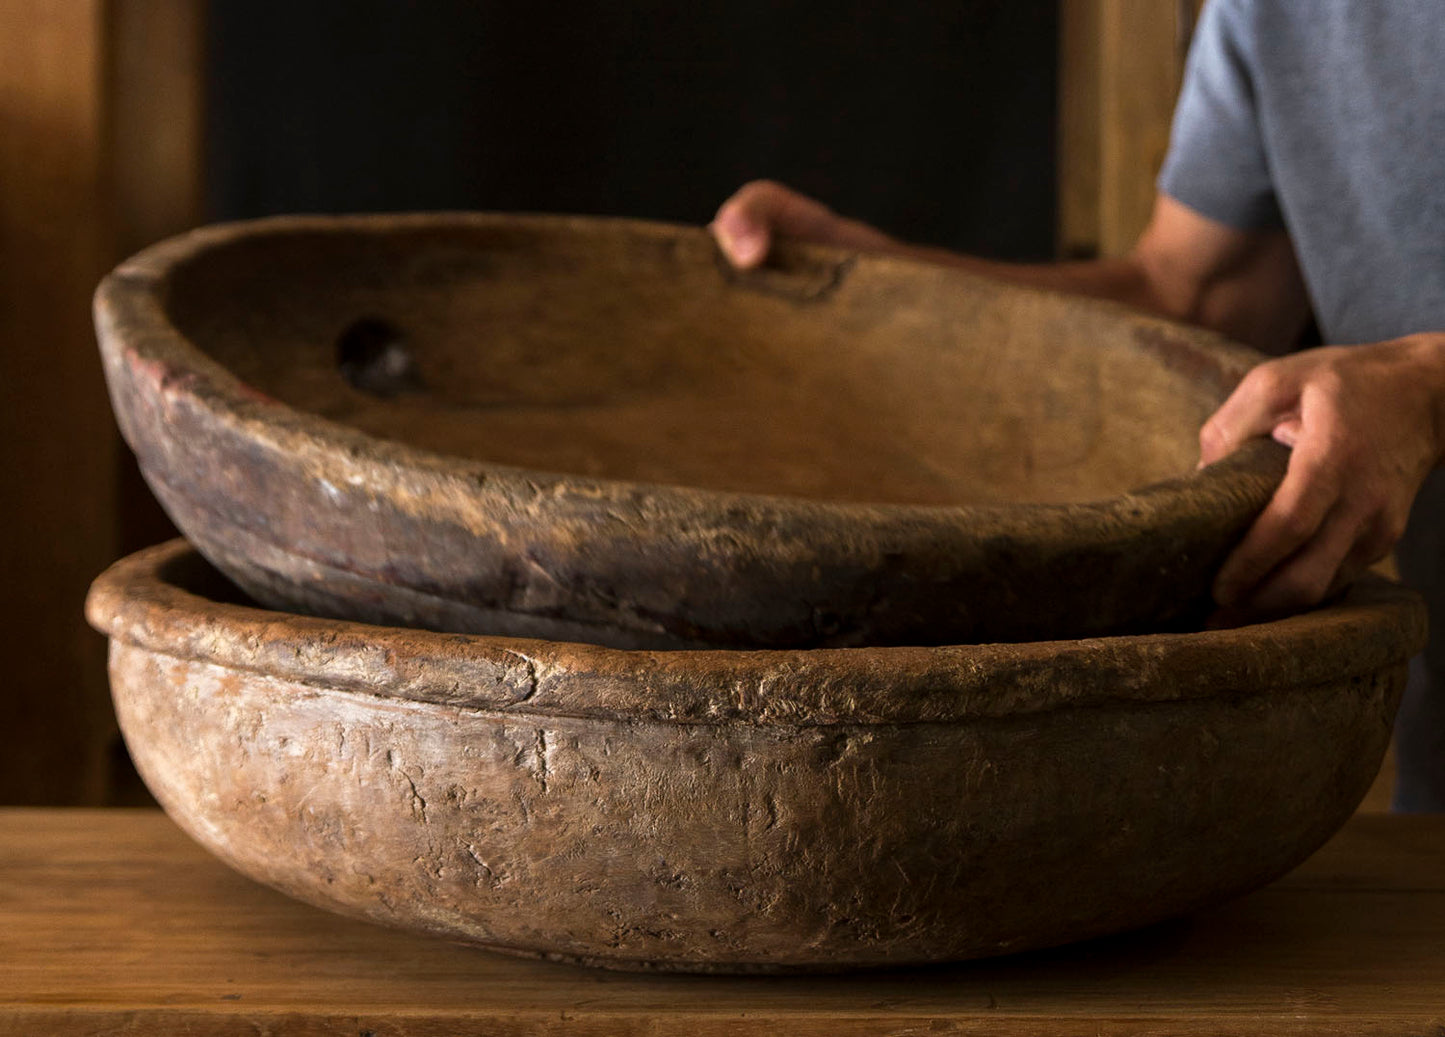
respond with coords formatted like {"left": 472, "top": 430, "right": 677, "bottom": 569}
{"left": 87, "top": 541, "right": 1425, "bottom": 973}
{"left": 95, "top": 213, "right": 1285, "bottom": 649}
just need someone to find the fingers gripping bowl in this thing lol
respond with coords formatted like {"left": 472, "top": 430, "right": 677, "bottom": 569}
{"left": 94, "top": 212, "right": 1288, "bottom": 649}
{"left": 88, "top": 542, "right": 1423, "bottom": 973}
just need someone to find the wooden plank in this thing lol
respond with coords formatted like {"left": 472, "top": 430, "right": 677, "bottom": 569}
{"left": 1056, "top": 0, "right": 1101, "bottom": 259}
{"left": 1059, "top": 1, "right": 1208, "bottom": 258}
{"left": 0, "top": 0, "right": 200, "bottom": 805}
{"left": 108, "top": 0, "right": 205, "bottom": 262}
{"left": 108, "top": 0, "right": 197, "bottom": 558}
{"left": 1, "top": 809, "right": 1442, "bottom": 1035}
{"left": 1097, "top": 0, "right": 1188, "bottom": 256}
{"left": 0, "top": 0, "right": 117, "bottom": 805}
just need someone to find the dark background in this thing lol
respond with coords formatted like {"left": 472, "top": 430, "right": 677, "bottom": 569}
{"left": 1, "top": 2, "right": 1064, "bottom": 808}
{"left": 206, "top": 0, "right": 1058, "bottom": 259}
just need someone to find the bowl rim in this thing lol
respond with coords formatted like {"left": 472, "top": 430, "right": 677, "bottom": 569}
{"left": 93, "top": 210, "right": 1286, "bottom": 529}
{"left": 88, "top": 540, "right": 1427, "bottom": 728}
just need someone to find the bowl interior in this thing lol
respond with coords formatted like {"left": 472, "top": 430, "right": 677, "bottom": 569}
{"left": 162, "top": 218, "right": 1235, "bottom": 506}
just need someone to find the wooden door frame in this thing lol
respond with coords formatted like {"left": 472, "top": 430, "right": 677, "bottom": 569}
{"left": 1058, "top": 0, "right": 1207, "bottom": 258}
{"left": 0, "top": 0, "right": 202, "bottom": 804}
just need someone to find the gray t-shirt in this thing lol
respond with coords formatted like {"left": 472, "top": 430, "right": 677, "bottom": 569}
{"left": 1158, "top": 0, "right": 1445, "bottom": 346}
{"left": 1162, "top": 1, "right": 1445, "bottom": 810}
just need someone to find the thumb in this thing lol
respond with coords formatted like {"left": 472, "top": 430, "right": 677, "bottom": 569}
{"left": 1198, "top": 363, "right": 1302, "bottom": 467}
{"left": 711, "top": 181, "right": 811, "bottom": 269}
{"left": 712, "top": 181, "right": 843, "bottom": 269}
{"left": 711, "top": 203, "right": 770, "bottom": 269}
{"left": 1271, "top": 416, "right": 1302, "bottom": 448}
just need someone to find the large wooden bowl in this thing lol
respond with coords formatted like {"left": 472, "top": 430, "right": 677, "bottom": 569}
{"left": 95, "top": 213, "right": 1285, "bottom": 649}
{"left": 87, "top": 541, "right": 1425, "bottom": 973}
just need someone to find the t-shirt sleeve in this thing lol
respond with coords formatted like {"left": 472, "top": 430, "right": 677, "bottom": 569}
{"left": 1158, "top": 0, "right": 1284, "bottom": 230}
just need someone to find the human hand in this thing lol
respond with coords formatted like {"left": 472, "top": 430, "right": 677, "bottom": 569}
{"left": 1199, "top": 334, "right": 1445, "bottom": 619}
{"left": 710, "top": 180, "right": 898, "bottom": 269}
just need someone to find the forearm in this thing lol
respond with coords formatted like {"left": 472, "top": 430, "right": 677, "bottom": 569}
{"left": 875, "top": 242, "right": 1166, "bottom": 317}
{"left": 715, "top": 183, "right": 1159, "bottom": 317}
{"left": 714, "top": 184, "right": 1309, "bottom": 352}
{"left": 881, "top": 230, "right": 1308, "bottom": 354}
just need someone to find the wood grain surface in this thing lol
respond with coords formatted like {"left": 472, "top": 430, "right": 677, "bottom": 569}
{"left": 1, "top": 809, "right": 1442, "bottom": 1035}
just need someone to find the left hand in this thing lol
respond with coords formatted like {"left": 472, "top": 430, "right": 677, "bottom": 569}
{"left": 1199, "top": 333, "right": 1445, "bottom": 619}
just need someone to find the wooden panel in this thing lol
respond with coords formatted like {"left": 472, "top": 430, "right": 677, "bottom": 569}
{"left": 0, "top": 0, "right": 201, "bottom": 804}
{"left": 1097, "top": 0, "right": 1195, "bottom": 255}
{"left": 1056, "top": 0, "right": 1101, "bottom": 259}
{"left": 1, "top": 809, "right": 1443, "bottom": 1035}
{"left": 0, "top": 0, "right": 117, "bottom": 805}
{"left": 109, "top": 0, "right": 205, "bottom": 259}
{"left": 1058, "top": 0, "right": 1207, "bottom": 257}
{"left": 109, "top": 0, "right": 198, "bottom": 557}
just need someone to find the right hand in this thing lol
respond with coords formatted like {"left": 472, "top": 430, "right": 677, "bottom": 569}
{"left": 710, "top": 180, "right": 897, "bottom": 269}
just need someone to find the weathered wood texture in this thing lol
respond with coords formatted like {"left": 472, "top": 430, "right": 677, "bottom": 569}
{"left": 97, "top": 214, "right": 1288, "bottom": 650}
{"left": 0, "top": 0, "right": 199, "bottom": 804}
{"left": 1058, "top": 0, "right": 1208, "bottom": 257}
{"left": 84, "top": 542, "right": 1425, "bottom": 973}
{"left": 1, "top": 808, "right": 1443, "bottom": 1035}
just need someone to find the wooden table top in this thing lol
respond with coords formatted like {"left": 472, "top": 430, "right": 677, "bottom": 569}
{"left": 1, "top": 808, "right": 1442, "bottom": 1036}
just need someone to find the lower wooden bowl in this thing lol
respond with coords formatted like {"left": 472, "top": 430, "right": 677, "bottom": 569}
{"left": 87, "top": 541, "right": 1425, "bottom": 973}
